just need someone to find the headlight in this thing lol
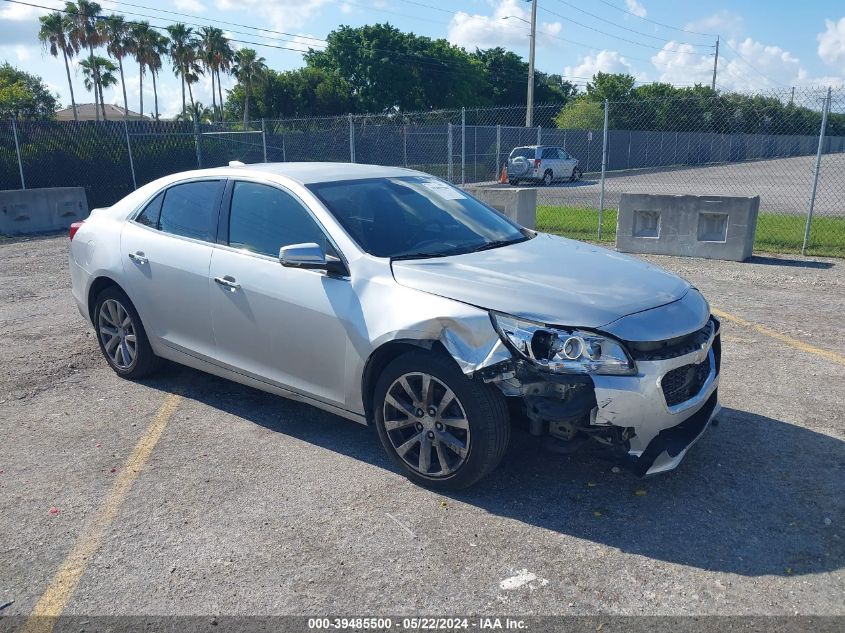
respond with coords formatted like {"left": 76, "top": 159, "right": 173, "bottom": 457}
{"left": 491, "top": 313, "right": 635, "bottom": 375}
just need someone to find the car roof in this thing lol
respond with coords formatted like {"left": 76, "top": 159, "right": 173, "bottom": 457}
{"left": 164, "top": 162, "right": 424, "bottom": 185}
{"left": 511, "top": 145, "right": 561, "bottom": 150}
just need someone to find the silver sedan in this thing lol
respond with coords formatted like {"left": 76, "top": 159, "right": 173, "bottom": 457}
{"left": 69, "top": 162, "right": 720, "bottom": 489}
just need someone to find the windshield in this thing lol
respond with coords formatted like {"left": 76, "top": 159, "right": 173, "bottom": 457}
{"left": 307, "top": 176, "right": 529, "bottom": 259}
{"left": 509, "top": 147, "right": 535, "bottom": 160}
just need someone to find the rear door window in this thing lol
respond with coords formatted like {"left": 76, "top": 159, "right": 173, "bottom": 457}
{"left": 158, "top": 180, "right": 223, "bottom": 242}
{"left": 541, "top": 148, "right": 557, "bottom": 159}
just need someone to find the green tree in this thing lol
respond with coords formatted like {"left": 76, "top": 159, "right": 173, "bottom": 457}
{"left": 470, "top": 47, "right": 527, "bottom": 106}
{"left": 585, "top": 72, "right": 636, "bottom": 102}
{"left": 231, "top": 48, "right": 267, "bottom": 127}
{"left": 80, "top": 55, "right": 117, "bottom": 119}
{"left": 225, "top": 67, "right": 354, "bottom": 119}
{"left": 554, "top": 98, "right": 604, "bottom": 129}
{"left": 38, "top": 12, "right": 78, "bottom": 120}
{"left": 305, "top": 23, "right": 489, "bottom": 111}
{"left": 65, "top": 0, "right": 104, "bottom": 120}
{"left": 101, "top": 14, "right": 131, "bottom": 119}
{"left": 0, "top": 63, "right": 58, "bottom": 119}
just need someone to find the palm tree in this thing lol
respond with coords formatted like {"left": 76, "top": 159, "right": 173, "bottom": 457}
{"left": 231, "top": 48, "right": 266, "bottom": 129}
{"left": 213, "top": 33, "right": 234, "bottom": 121}
{"left": 147, "top": 31, "right": 169, "bottom": 120}
{"left": 198, "top": 26, "right": 221, "bottom": 121}
{"left": 38, "top": 12, "right": 78, "bottom": 121}
{"left": 166, "top": 23, "right": 201, "bottom": 115}
{"left": 101, "top": 14, "right": 131, "bottom": 119}
{"left": 80, "top": 56, "right": 117, "bottom": 119}
{"left": 176, "top": 101, "right": 214, "bottom": 124}
{"left": 129, "top": 21, "right": 153, "bottom": 118}
{"left": 65, "top": 1, "right": 103, "bottom": 120}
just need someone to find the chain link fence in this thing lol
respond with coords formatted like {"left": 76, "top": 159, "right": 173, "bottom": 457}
{"left": 2, "top": 87, "right": 843, "bottom": 256}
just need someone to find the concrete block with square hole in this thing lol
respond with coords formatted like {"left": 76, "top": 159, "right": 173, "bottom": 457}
{"left": 462, "top": 185, "right": 537, "bottom": 230}
{"left": 615, "top": 193, "right": 759, "bottom": 262}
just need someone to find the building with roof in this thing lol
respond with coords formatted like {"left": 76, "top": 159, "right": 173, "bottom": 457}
{"left": 55, "top": 103, "right": 149, "bottom": 121}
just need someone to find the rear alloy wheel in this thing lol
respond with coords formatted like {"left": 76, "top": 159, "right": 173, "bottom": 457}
{"left": 373, "top": 350, "right": 510, "bottom": 489}
{"left": 94, "top": 286, "right": 161, "bottom": 379}
{"left": 542, "top": 170, "right": 554, "bottom": 186}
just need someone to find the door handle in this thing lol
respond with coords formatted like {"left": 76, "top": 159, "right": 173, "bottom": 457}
{"left": 214, "top": 275, "right": 241, "bottom": 291}
{"left": 128, "top": 251, "right": 148, "bottom": 265}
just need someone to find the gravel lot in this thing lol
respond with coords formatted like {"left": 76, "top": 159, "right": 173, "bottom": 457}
{"left": 491, "top": 153, "right": 845, "bottom": 216}
{"left": 0, "top": 234, "right": 843, "bottom": 618}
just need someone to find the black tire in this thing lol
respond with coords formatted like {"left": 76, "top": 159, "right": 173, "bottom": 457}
{"left": 571, "top": 167, "right": 582, "bottom": 182}
{"left": 94, "top": 286, "right": 162, "bottom": 379}
{"left": 542, "top": 170, "right": 553, "bottom": 186}
{"left": 508, "top": 178, "right": 519, "bottom": 186}
{"left": 373, "top": 349, "right": 510, "bottom": 490}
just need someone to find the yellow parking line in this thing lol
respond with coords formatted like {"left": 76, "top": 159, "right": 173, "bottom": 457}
{"left": 20, "top": 392, "right": 183, "bottom": 633}
{"left": 713, "top": 307, "right": 845, "bottom": 366}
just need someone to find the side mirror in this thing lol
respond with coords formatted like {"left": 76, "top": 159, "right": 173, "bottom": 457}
{"left": 279, "top": 243, "right": 347, "bottom": 276}
{"left": 280, "top": 242, "right": 326, "bottom": 269}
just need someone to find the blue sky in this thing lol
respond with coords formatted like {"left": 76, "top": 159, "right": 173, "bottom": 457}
{"left": 1, "top": 0, "right": 844, "bottom": 117}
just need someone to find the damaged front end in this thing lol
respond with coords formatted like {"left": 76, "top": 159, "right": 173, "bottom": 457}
{"left": 476, "top": 310, "right": 722, "bottom": 477}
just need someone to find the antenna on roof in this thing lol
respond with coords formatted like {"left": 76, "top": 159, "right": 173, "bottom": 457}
{"left": 228, "top": 160, "right": 246, "bottom": 167}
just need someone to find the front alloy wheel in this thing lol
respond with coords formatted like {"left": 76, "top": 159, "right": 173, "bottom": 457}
{"left": 373, "top": 350, "right": 510, "bottom": 489}
{"left": 383, "top": 372, "right": 471, "bottom": 477}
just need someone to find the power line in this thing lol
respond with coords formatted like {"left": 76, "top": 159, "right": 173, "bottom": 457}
{"left": 538, "top": 5, "right": 714, "bottom": 56}
{"left": 548, "top": 0, "right": 711, "bottom": 47}
{"left": 594, "top": 0, "right": 716, "bottom": 37}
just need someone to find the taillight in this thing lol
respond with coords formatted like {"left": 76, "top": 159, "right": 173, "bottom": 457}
{"left": 534, "top": 158, "right": 541, "bottom": 169}
{"left": 69, "top": 221, "right": 84, "bottom": 241}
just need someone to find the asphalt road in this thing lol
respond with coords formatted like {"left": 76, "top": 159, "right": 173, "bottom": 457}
{"left": 490, "top": 153, "right": 845, "bottom": 216}
{"left": 0, "top": 235, "right": 843, "bottom": 619}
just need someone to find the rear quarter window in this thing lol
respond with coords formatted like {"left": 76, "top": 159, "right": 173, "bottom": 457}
{"left": 135, "top": 192, "right": 164, "bottom": 228}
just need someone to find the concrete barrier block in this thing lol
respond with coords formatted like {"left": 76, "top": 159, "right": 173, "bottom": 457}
{"left": 0, "top": 188, "right": 89, "bottom": 236}
{"left": 463, "top": 185, "right": 537, "bottom": 230}
{"left": 616, "top": 193, "right": 759, "bottom": 262}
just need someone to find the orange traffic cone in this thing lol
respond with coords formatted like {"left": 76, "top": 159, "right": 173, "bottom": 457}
{"left": 499, "top": 165, "right": 508, "bottom": 184}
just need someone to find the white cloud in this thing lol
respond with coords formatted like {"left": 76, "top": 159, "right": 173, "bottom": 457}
{"left": 565, "top": 50, "right": 640, "bottom": 82}
{"left": 650, "top": 36, "right": 845, "bottom": 91}
{"left": 817, "top": 18, "right": 845, "bottom": 68}
{"left": 174, "top": 0, "right": 206, "bottom": 12}
{"left": 625, "top": 0, "right": 646, "bottom": 19}
{"left": 685, "top": 10, "right": 744, "bottom": 39}
{"left": 447, "top": 0, "right": 562, "bottom": 51}
{"left": 215, "top": 0, "right": 333, "bottom": 31}
{"left": 651, "top": 42, "right": 714, "bottom": 85}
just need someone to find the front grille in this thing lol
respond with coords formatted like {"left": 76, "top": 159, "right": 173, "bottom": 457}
{"left": 661, "top": 354, "right": 712, "bottom": 407}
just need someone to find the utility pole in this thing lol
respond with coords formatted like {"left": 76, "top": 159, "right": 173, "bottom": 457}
{"left": 711, "top": 35, "right": 719, "bottom": 90}
{"left": 526, "top": 0, "right": 537, "bottom": 127}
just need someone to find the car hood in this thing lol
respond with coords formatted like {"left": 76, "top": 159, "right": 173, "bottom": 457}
{"left": 391, "top": 233, "right": 693, "bottom": 334}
